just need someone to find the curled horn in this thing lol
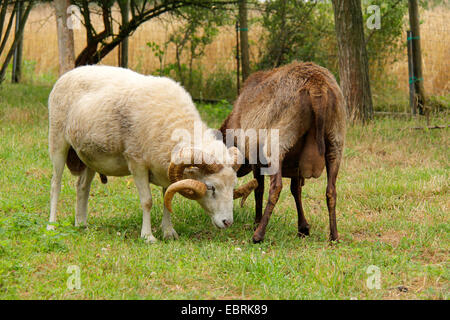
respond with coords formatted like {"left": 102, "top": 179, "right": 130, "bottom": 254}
{"left": 233, "top": 179, "right": 259, "bottom": 208}
{"left": 164, "top": 179, "right": 207, "bottom": 213}
{"left": 168, "top": 147, "right": 223, "bottom": 199}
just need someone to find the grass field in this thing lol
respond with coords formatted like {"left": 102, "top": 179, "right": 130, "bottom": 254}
{"left": 0, "top": 83, "right": 449, "bottom": 299}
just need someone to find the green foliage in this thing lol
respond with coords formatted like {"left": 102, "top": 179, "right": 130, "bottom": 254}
{"left": 202, "top": 66, "right": 237, "bottom": 102}
{"left": 255, "top": 0, "right": 410, "bottom": 82}
{"left": 1, "top": 59, "right": 57, "bottom": 85}
{"left": 147, "top": 0, "right": 440, "bottom": 105}
{"left": 146, "top": 6, "right": 235, "bottom": 101}
{"left": 362, "top": 0, "right": 409, "bottom": 76}
{"left": 256, "top": 0, "right": 336, "bottom": 72}
{"left": 146, "top": 41, "right": 167, "bottom": 76}
{"left": 0, "top": 0, "right": 36, "bottom": 84}
{"left": 147, "top": 7, "right": 229, "bottom": 90}
{"left": 419, "top": 0, "right": 449, "bottom": 9}
{"left": 427, "top": 95, "right": 450, "bottom": 112}
{"left": 196, "top": 99, "right": 233, "bottom": 128}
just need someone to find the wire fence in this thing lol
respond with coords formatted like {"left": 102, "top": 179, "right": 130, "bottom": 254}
{"left": 385, "top": 8, "right": 449, "bottom": 117}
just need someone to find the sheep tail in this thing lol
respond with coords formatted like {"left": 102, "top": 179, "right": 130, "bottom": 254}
{"left": 309, "top": 85, "right": 327, "bottom": 156}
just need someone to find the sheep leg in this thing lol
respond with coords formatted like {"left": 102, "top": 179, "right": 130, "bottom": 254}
{"left": 290, "top": 176, "right": 310, "bottom": 237}
{"left": 325, "top": 151, "right": 341, "bottom": 242}
{"left": 130, "top": 164, "right": 157, "bottom": 243}
{"left": 47, "top": 148, "right": 68, "bottom": 230}
{"left": 161, "top": 187, "right": 179, "bottom": 240}
{"left": 252, "top": 166, "right": 265, "bottom": 227}
{"left": 252, "top": 165, "right": 283, "bottom": 243}
{"left": 75, "top": 167, "right": 95, "bottom": 227}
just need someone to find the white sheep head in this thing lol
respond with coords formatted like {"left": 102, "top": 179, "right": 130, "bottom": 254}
{"left": 164, "top": 147, "right": 258, "bottom": 229}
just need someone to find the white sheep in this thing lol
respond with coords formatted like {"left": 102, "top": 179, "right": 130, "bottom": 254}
{"left": 47, "top": 65, "right": 256, "bottom": 242}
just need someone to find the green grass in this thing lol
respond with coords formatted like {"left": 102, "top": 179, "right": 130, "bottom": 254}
{"left": 0, "top": 82, "right": 448, "bottom": 299}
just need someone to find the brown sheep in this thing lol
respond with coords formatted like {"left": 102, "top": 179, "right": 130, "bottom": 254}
{"left": 220, "top": 61, "right": 347, "bottom": 243}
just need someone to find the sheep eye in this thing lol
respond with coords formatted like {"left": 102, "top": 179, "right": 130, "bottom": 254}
{"left": 206, "top": 184, "right": 215, "bottom": 194}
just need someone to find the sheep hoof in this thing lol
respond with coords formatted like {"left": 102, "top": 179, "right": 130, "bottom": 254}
{"left": 298, "top": 224, "right": 310, "bottom": 237}
{"left": 252, "top": 234, "right": 264, "bottom": 244}
{"left": 163, "top": 228, "right": 179, "bottom": 240}
{"left": 142, "top": 234, "right": 158, "bottom": 243}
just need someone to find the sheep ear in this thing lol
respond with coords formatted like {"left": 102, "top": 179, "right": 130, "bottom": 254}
{"left": 184, "top": 166, "right": 201, "bottom": 178}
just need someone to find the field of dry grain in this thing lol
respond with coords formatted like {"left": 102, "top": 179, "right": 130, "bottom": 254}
{"left": 16, "top": 3, "right": 257, "bottom": 77}
{"left": 3, "top": 3, "right": 449, "bottom": 96}
{"left": 391, "top": 8, "right": 450, "bottom": 96}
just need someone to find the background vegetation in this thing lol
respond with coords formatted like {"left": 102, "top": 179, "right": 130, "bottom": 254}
{"left": 1, "top": 1, "right": 449, "bottom": 109}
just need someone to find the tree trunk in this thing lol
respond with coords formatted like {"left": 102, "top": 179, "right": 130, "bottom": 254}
{"left": 332, "top": 0, "right": 373, "bottom": 123}
{"left": 55, "top": 0, "right": 75, "bottom": 76}
{"left": 118, "top": 0, "right": 129, "bottom": 68}
{"left": 408, "top": 0, "right": 425, "bottom": 115}
{"left": 238, "top": 0, "right": 250, "bottom": 82}
{"left": 12, "top": 0, "right": 24, "bottom": 83}
{"left": 235, "top": 21, "right": 240, "bottom": 95}
{"left": 0, "top": 1, "right": 33, "bottom": 84}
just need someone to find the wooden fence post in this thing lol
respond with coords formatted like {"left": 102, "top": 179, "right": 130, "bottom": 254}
{"left": 407, "top": 30, "right": 416, "bottom": 115}
{"left": 408, "top": 0, "right": 425, "bottom": 115}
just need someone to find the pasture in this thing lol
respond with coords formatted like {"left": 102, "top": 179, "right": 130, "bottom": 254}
{"left": 0, "top": 82, "right": 448, "bottom": 299}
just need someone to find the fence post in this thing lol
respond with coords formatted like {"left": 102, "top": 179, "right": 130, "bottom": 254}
{"left": 408, "top": 0, "right": 425, "bottom": 115}
{"left": 407, "top": 30, "right": 416, "bottom": 115}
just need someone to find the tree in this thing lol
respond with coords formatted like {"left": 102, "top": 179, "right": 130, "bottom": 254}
{"left": 147, "top": 5, "right": 228, "bottom": 94}
{"left": 0, "top": 0, "right": 34, "bottom": 84}
{"left": 256, "top": 0, "right": 410, "bottom": 79}
{"left": 11, "top": 0, "right": 24, "bottom": 82}
{"left": 332, "top": 0, "right": 373, "bottom": 123}
{"left": 364, "top": 0, "right": 408, "bottom": 69}
{"left": 54, "top": 0, "right": 75, "bottom": 75}
{"left": 256, "top": 0, "right": 333, "bottom": 70}
{"left": 238, "top": 0, "right": 249, "bottom": 81}
{"left": 117, "top": 0, "right": 129, "bottom": 68}
{"left": 72, "top": 0, "right": 236, "bottom": 67}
